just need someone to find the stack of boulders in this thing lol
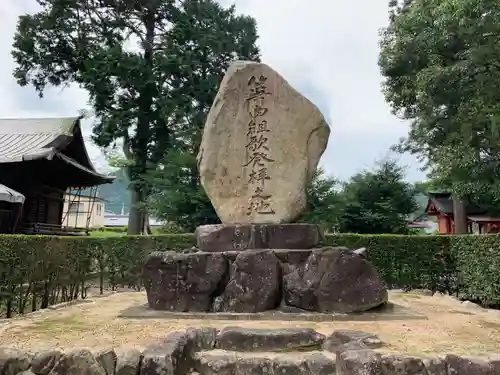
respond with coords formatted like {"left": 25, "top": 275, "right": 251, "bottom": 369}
{"left": 2, "top": 327, "right": 497, "bottom": 375}
{"left": 143, "top": 60, "right": 388, "bottom": 314}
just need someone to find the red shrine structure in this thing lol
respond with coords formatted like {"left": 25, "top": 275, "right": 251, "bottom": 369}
{"left": 425, "top": 192, "right": 500, "bottom": 234}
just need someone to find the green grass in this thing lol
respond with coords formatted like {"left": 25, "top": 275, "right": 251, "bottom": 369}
{"left": 89, "top": 230, "right": 125, "bottom": 237}
{"left": 30, "top": 315, "right": 90, "bottom": 333}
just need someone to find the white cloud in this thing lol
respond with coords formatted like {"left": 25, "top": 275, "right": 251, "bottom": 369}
{"left": 0, "top": 0, "right": 426, "bottom": 181}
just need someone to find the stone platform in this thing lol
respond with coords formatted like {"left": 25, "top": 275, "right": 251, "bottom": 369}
{"left": 195, "top": 223, "right": 321, "bottom": 252}
{"left": 119, "top": 301, "right": 425, "bottom": 321}
{"left": 142, "top": 247, "right": 388, "bottom": 314}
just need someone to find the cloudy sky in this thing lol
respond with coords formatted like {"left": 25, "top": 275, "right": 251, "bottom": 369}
{"left": 0, "top": 0, "right": 426, "bottom": 182}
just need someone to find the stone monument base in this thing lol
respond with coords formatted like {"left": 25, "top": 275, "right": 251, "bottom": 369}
{"left": 142, "top": 247, "right": 388, "bottom": 314}
{"left": 194, "top": 223, "right": 321, "bottom": 252}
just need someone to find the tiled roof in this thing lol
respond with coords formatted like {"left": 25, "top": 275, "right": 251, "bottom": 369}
{"left": 0, "top": 117, "right": 77, "bottom": 163}
{"left": 427, "top": 192, "right": 487, "bottom": 215}
{"left": 0, "top": 117, "right": 113, "bottom": 184}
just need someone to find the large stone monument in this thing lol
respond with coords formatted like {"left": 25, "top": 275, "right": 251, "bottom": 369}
{"left": 143, "top": 61, "right": 388, "bottom": 313}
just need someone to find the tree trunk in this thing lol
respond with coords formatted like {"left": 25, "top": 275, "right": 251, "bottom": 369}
{"left": 126, "top": 4, "right": 156, "bottom": 235}
{"left": 452, "top": 196, "right": 468, "bottom": 234}
{"left": 128, "top": 188, "right": 143, "bottom": 235}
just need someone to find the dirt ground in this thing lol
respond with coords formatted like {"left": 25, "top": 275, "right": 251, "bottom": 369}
{"left": 1, "top": 291, "right": 500, "bottom": 359}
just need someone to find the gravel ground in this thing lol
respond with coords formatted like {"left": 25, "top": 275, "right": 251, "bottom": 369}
{"left": 1, "top": 291, "right": 500, "bottom": 358}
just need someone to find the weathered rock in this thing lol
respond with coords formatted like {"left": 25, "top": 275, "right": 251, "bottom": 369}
{"left": 283, "top": 247, "right": 387, "bottom": 313}
{"left": 490, "top": 358, "right": 500, "bottom": 375}
{"left": 193, "top": 351, "right": 237, "bottom": 375}
{"left": 143, "top": 251, "right": 228, "bottom": 311}
{"left": 273, "top": 249, "right": 313, "bottom": 267}
{"left": 215, "top": 327, "right": 325, "bottom": 352}
{"left": 115, "top": 349, "right": 142, "bottom": 375}
{"left": 0, "top": 347, "right": 32, "bottom": 375}
{"left": 380, "top": 355, "right": 427, "bottom": 375}
{"left": 141, "top": 331, "right": 189, "bottom": 375}
{"left": 30, "top": 350, "right": 63, "bottom": 375}
{"left": 94, "top": 349, "right": 116, "bottom": 375}
{"left": 17, "top": 370, "right": 36, "bottom": 375}
{"left": 48, "top": 349, "right": 105, "bottom": 375}
{"left": 353, "top": 248, "right": 367, "bottom": 259}
{"left": 445, "top": 354, "right": 494, "bottom": 375}
{"left": 186, "top": 328, "right": 218, "bottom": 357}
{"left": 195, "top": 224, "right": 320, "bottom": 251}
{"left": 271, "top": 357, "right": 308, "bottom": 375}
{"left": 302, "top": 353, "right": 336, "bottom": 375}
{"left": 197, "top": 60, "right": 330, "bottom": 224}
{"left": 215, "top": 249, "right": 281, "bottom": 312}
{"left": 337, "top": 349, "right": 382, "bottom": 375}
{"left": 323, "top": 330, "right": 382, "bottom": 354}
{"left": 235, "top": 357, "right": 273, "bottom": 375}
{"left": 194, "top": 351, "right": 334, "bottom": 375}
{"left": 330, "top": 341, "right": 369, "bottom": 355}
{"left": 422, "top": 357, "right": 447, "bottom": 375}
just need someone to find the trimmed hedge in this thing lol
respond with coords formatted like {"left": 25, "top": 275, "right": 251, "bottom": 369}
{"left": 0, "top": 232, "right": 499, "bottom": 318}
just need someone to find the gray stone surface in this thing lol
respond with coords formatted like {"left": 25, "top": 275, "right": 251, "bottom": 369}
{"left": 2, "top": 327, "right": 500, "bottom": 375}
{"left": 193, "top": 350, "right": 336, "bottom": 375}
{"left": 94, "top": 349, "right": 116, "bottom": 375}
{"left": 444, "top": 354, "right": 494, "bottom": 375}
{"left": 30, "top": 350, "right": 62, "bottom": 375}
{"left": 323, "top": 330, "right": 383, "bottom": 354}
{"left": 380, "top": 354, "right": 427, "bottom": 375}
{"left": 337, "top": 349, "right": 382, "bottom": 375}
{"left": 214, "top": 250, "right": 281, "bottom": 313}
{"left": 115, "top": 349, "right": 142, "bottom": 375}
{"left": 422, "top": 357, "right": 447, "bottom": 375}
{"left": 143, "top": 251, "right": 228, "bottom": 312}
{"left": 195, "top": 224, "right": 320, "bottom": 252}
{"left": 215, "top": 327, "right": 325, "bottom": 352}
{"left": 284, "top": 247, "right": 388, "bottom": 313}
{"left": 48, "top": 349, "right": 105, "bottom": 375}
{"left": 0, "top": 347, "right": 32, "bottom": 375}
{"left": 142, "top": 247, "right": 388, "bottom": 314}
{"left": 186, "top": 327, "right": 218, "bottom": 355}
{"left": 197, "top": 60, "right": 330, "bottom": 225}
{"left": 141, "top": 331, "right": 189, "bottom": 375}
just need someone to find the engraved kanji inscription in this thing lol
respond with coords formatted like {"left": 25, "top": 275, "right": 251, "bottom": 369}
{"left": 244, "top": 73, "right": 276, "bottom": 215}
{"left": 247, "top": 187, "right": 276, "bottom": 215}
{"left": 248, "top": 167, "right": 271, "bottom": 186}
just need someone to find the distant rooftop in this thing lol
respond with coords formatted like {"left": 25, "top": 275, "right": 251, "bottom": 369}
{"left": 103, "top": 213, "right": 165, "bottom": 227}
{"left": 0, "top": 117, "right": 113, "bottom": 186}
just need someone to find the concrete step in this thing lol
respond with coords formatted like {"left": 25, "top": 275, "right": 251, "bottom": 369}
{"left": 193, "top": 349, "right": 336, "bottom": 375}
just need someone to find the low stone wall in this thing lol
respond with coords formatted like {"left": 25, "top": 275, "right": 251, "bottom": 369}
{"left": 143, "top": 247, "right": 387, "bottom": 314}
{"left": 1, "top": 327, "right": 498, "bottom": 375}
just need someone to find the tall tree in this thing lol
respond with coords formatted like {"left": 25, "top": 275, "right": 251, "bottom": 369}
{"left": 146, "top": 1, "right": 260, "bottom": 229}
{"left": 338, "top": 160, "right": 417, "bottom": 234}
{"left": 11, "top": 0, "right": 259, "bottom": 234}
{"left": 297, "top": 168, "right": 342, "bottom": 233}
{"left": 379, "top": 0, "right": 500, "bottom": 233}
{"left": 148, "top": 150, "right": 219, "bottom": 232}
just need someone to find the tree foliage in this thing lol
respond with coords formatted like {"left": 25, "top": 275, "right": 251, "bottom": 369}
{"left": 338, "top": 160, "right": 417, "bottom": 234}
{"left": 11, "top": 0, "right": 259, "bottom": 233}
{"left": 148, "top": 150, "right": 219, "bottom": 232}
{"left": 379, "top": 0, "right": 500, "bottom": 201}
{"left": 297, "top": 168, "right": 342, "bottom": 232}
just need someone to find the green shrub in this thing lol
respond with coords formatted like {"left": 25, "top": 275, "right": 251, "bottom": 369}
{"left": 0, "top": 234, "right": 195, "bottom": 318}
{"left": 451, "top": 234, "right": 500, "bottom": 305}
{"left": 94, "top": 226, "right": 128, "bottom": 233}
